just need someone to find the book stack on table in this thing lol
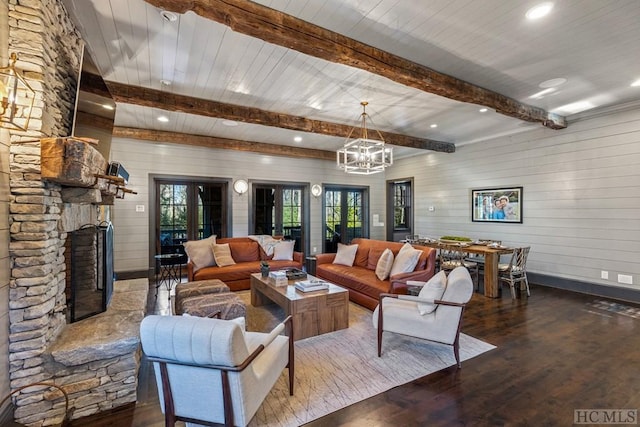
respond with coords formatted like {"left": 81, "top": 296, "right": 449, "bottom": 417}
{"left": 295, "top": 279, "right": 329, "bottom": 292}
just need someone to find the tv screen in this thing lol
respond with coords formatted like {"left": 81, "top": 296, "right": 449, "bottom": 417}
{"left": 71, "top": 47, "right": 116, "bottom": 162}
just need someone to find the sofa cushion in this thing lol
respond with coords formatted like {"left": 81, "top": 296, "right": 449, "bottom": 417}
{"left": 212, "top": 243, "right": 236, "bottom": 267}
{"left": 417, "top": 270, "right": 447, "bottom": 315}
{"left": 229, "top": 241, "right": 260, "bottom": 263}
{"left": 194, "top": 261, "right": 261, "bottom": 283}
{"left": 367, "top": 247, "right": 387, "bottom": 270}
{"left": 333, "top": 243, "right": 358, "bottom": 266}
{"left": 273, "top": 240, "right": 295, "bottom": 261}
{"left": 183, "top": 235, "right": 217, "bottom": 272}
{"left": 316, "top": 264, "right": 388, "bottom": 301}
{"left": 375, "top": 248, "right": 394, "bottom": 281}
{"left": 354, "top": 244, "right": 370, "bottom": 268}
{"left": 389, "top": 243, "right": 421, "bottom": 277}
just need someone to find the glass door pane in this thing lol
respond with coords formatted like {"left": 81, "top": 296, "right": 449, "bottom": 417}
{"left": 323, "top": 188, "right": 367, "bottom": 253}
{"left": 282, "top": 188, "right": 302, "bottom": 252}
{"left": 253, "top": 184, "right": 305, "bottom": 252}
{"left": 324, "top": 190, "right": 341, "bottom": 253}
{"left": 159, "top": 183, "right": 187, "bottom": 255}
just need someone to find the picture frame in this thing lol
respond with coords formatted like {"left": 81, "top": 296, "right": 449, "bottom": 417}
{"left": 471, "top": 187, "right": 523, "bottom": 223}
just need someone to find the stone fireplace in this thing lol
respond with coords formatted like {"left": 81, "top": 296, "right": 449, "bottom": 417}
{"left": 4, "top": 1, "right": 146, "bottom": 425}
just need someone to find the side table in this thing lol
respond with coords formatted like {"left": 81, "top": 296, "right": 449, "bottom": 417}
{"left": 154, "top": 253, "right": 183, "bottom": 298}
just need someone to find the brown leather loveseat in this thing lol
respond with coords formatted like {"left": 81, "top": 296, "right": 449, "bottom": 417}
{"left": 186, "top": 237, "right": 303, "bottom": 291}
{"left": 315, "top": 238, "right": 436, "bottom": 310}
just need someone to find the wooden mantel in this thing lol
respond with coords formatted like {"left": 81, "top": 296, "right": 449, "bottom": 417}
{"left": 40, "top": 137, "right": 135, "bottom": 202}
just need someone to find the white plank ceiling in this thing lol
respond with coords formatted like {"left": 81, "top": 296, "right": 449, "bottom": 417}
{"left": 61, "top": 0, "right": 640, "bottom": 157}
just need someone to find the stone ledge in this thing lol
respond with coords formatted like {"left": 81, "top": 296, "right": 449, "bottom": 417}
{"left": 47, "top": 279, "right": 148, "bottom": 366}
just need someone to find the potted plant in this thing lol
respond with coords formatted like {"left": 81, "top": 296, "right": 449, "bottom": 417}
{"left": 260, "top": 261, "right": 270, "bottom": 277}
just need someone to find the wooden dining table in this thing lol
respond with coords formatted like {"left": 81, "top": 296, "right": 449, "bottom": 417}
{"left": 419, "top": 241, "right": 514, "bottom": 298}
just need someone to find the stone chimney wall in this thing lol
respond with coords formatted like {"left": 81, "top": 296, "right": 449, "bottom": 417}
{"left": 5, "top": 3, "right": 146, "bottom": 425}
{"left": 5, "top": 0, "right": 80, "bottom": 424}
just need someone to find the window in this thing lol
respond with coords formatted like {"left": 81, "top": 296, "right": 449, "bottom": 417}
{"left": 393, "top": 181, "right": 411, "bottom": 230}
{"left": 387, "top": 179, "right": 413, "bottom": 242}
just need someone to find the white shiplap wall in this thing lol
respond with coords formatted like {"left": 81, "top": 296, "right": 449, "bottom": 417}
{"left": 386, "top": 107, "right": 640, "bottom": 290}
{"left": 109, "top": 139, "right": 386, "bottom": 272}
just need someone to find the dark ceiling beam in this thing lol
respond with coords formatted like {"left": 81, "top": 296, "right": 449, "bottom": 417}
{"left": 107, "top": 81, "right": 456, "bottom": 153}
{"left": 143, "top": 0, "right": 566, "bottom": 130}
{"left": 112, "top": 127, "right": 337, "bottom": 161}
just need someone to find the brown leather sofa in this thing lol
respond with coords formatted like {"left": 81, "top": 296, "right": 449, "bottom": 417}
{"left": 315, "top": 238, "right": 436, "bottom": 310}
{"left": 187, "top": 237, "right": 303, "bottom": 291}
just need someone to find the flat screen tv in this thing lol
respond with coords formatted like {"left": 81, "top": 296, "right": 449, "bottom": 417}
{"left": 70, "top": 46, "right": 116, "bottom": 162}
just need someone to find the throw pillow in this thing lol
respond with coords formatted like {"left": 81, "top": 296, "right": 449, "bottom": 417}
{"left": 389, "top": 242, "right": 422, "bottom": 277}
{"left": 375, "top": 248, "right": 395, "bottom": 281}
{"left": 333, "top": 243, "right": 359, "bottom": 266}
{"left": 417, "top": 270, "right": 447, "bottom": 315}
{"left": 212, "top": 243, "right": 236, "bottom": 267}
{"left": 183, "top": 235, "right": 217, "bottom": 272}
{"left": 273, "top": 240, "right": 295, "bottom": 261}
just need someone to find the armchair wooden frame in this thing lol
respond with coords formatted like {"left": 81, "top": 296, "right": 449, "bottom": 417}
{"left": 147, "top": 315, "right": 294, "bottom": 427}
{"left": 376, "top": 293, "right": 467, "bottom": 368}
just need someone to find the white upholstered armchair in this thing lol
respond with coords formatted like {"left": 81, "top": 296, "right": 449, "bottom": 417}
{"left": 140, "top": 314, "right": 294, "bottom": 427}
{"left": 373, "top": 266, "right": 474, "bottom": 368}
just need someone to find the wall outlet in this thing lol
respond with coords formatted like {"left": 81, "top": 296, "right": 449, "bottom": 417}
{"left": 312, "top": 247, "right": 317, "bottom": 253}
{"left": 618, "top": 274, "right": 633, "bottom": 285}
{"left": 135, "top": 205, "right": 145, "bottom": 212}
{"left": 601, "top": 270, "right": 608, "bottom": 280}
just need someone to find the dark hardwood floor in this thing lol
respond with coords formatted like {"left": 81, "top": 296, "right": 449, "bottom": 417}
{"left": 65, "top": 282, "right": 640, "bottom": 427}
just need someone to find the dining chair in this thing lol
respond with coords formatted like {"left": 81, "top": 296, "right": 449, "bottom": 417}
{"left": 439, "top": 248, "right": 479, "bottom": 289}
{"left": 498, "top": 246, "right": 531, "bottom": 299}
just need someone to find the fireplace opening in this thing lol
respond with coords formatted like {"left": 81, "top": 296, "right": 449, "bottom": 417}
{"left": 65, "top": 222, "right": 114, "bottom": 322}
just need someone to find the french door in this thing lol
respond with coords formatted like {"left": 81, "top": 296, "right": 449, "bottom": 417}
{"left": 155, "top": 179, "right": 228, "bottom": 256}
{"left": 323, "top": 187, "right": 368, "bottom": 253}
{"left": 252, "top": 183, "right": 305, "bottom": 252}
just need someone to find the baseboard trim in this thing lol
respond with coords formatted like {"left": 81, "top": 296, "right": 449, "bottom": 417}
{"left": 529, "top": 272, "right": 640, "bottom": 304}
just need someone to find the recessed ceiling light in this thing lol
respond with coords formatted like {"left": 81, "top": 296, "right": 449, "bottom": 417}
{"left": 157, "top": 116, "right": 169, "bottom": 122}
{"left": 526, "top": 2, "right": 554, "bottom": 20}
{"left": 631, "top": 78, "right": 640, "bottom": 87}
{"left": 160, "top": 10, "right": 178, "bottom": 22}
{"left": 539, "top": 77, "right": 566, "bottom": 88}
{"left": 293, "top": 136, "right": 302, "bottom": 142}
{"left": 479, "top": 108, "right": 488, "bottom": 113}
{"left": 222, "top": 120, "right": 238, "bottom": 127}
{"left": 430, "top": 124, "right": 438, "bottom": 128}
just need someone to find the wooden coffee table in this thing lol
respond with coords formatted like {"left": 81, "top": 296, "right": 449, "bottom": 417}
{"left": 250, "top": 272, "right": 349, "bottom": 340}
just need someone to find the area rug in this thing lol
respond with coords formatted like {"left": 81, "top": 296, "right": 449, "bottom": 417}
{"left": 236, "top": 291, "right": 496, "bottom": 427}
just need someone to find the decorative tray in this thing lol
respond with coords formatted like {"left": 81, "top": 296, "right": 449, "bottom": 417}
{"left": 286, "top": 268, "right": 307, "bottom": 280}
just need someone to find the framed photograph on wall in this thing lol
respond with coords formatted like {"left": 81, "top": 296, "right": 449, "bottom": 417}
{"left": 471, "top": 187, "right": 523, "bottom": 223}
